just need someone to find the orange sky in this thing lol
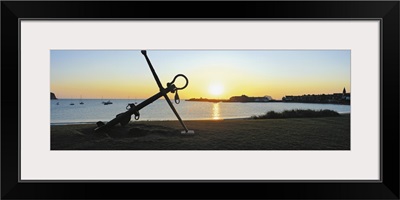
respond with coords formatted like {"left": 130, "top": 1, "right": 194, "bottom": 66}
{"left": 51, "top": 50, "right": 350, "bottom": 100}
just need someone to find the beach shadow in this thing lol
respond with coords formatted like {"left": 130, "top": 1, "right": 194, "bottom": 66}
{"left": 126, "top": 124, "right": 181, "bottom": 138}
{"left": 79, "top": 123, "right": 182, "bottom": 139}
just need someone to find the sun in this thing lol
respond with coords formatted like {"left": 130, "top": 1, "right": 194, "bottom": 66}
{"left": 209, "top": 83, "right": 224, "bottom": 96}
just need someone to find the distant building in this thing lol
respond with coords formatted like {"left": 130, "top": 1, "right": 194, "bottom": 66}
{"left": 342, "top": 87, "right": 350, "bottom": 100}
{"left": 282, "top": 88, "right": 350, "bottom": 105}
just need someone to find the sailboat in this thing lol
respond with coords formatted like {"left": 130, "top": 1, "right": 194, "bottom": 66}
{"left": 101, "top": 96, "right": 113, "bottom": 105}
{"left": 80, "top": 95, "right": 84, "bottom": 105}
{"left": 103, "top": 100, "right": 113, "bottom": 105}
{"left": 69, "top": 96, "right": 75, "bottom": 105}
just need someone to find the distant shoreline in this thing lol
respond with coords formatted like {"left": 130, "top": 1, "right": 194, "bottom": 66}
{"left": 186, "top": 99, "right": 282, "bottom": 103}
{"left": 52, "top": 98, "right": 350, "bottom": 105}
{"left": 186, "top": 98, "right": 350, "bottom": 105}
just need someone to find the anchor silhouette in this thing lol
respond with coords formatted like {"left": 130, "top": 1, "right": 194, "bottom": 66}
{"left": 95, "top": 50, "right": 194, "bottom": 134}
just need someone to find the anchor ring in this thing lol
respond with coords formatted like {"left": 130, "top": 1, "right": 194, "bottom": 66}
{"left": 170, "top": 74, "right": 189, "bottom": 90}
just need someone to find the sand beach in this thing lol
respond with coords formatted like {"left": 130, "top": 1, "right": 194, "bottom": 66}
{"left": 51, "top": 114, "right": 350, "bottom": 150}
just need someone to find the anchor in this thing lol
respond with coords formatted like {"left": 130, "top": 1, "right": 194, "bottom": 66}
{"left": 94, "top": 50, "right": 194, "bottom": 134}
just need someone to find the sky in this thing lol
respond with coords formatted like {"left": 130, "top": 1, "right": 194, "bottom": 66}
{"left": 50, "top": 50, "right": 350, "bottom": 100}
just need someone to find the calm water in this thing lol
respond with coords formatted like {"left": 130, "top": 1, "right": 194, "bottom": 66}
{"left": 51, "top": 99, "right": 350, "bottom": 124}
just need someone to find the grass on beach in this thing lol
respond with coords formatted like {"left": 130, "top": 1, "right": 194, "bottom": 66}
{"left": 51, "top": 114, "right": 350, "bottom": 150}
{"left": 252, "top": 109, "right": 340, "bottom": 119}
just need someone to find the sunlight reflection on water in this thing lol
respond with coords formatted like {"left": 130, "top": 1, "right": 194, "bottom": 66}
{"left": 212, "top": 103, "right": 220, "bottom": 120}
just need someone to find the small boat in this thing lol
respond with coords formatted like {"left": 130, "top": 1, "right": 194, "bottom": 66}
{"left": 102, "top": 100, "right": 113, "bottom": 105}
{"left": 79, "top": 95, "right": 84, "bottom": 104}
{"left": 70, "top": 103, "right": 74, "bottom": 105}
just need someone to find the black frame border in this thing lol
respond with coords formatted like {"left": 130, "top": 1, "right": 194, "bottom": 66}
{"left": 2, "top": 1, "right": 399, "bottom": 199}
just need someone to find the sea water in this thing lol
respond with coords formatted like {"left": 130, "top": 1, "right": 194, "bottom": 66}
{"left": 51, "top": 99, "right": 350, "bottom": 124}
